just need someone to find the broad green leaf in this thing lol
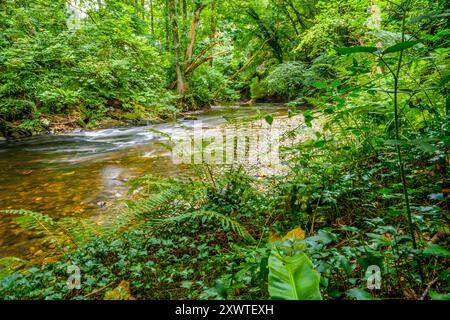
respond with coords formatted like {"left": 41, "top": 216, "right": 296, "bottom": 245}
{"left": 339, "top": 225, "right": 361, "bottom": 234}
{"left": 282, "top": 227, "right": 306, "bottom": 240}
{"left": 423, "top": 244, "right": 450, "bottom": 257}
{"left": 265, "top": 115, "right": 273, "bottom": 125}
{"left": 366, "top": 233, "right": 392, "bottom": 246}
{"left": 330, "top": 80, "right": 341, "bottom": 88}
{"left": 409, "top": 10, "right": 450, "bottom": 24}
{"left": 268, "top": 251, "right": 322, "bottom": 300}
{"left": 347, "top": 288, "right": 373, "bottom": 300}
{"left": 335, "top": 46, "right": 378, "bottom": 54}
{"left": 314, "top": 140, "right": 327, "bottom": 148}
{"left": 428, "top": 193, "right": 444, "bottom": 200}
{"left": 430, "top": 291, "right": 450, "bottom": 300}
{"left": 411, "top": 139, "right": 437, "bottom": 153}
{"left": 382, "top": 40, "right": 421, "bottom": 54}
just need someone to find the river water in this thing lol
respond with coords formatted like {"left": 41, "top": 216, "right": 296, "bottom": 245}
{"left": 0, "top": 104, "right": 289, "bottom": 259}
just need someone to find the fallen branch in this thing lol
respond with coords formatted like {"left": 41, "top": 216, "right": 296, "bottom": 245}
{"left": 85, "top": 282, "right": 115, "bottom": 298}
{"left": 420, "top": 278, "right": 438, "bottom": 300}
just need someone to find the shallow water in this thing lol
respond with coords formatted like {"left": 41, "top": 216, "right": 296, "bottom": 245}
{"left": 0, "top": 104, "right": 288, "bottom": 259}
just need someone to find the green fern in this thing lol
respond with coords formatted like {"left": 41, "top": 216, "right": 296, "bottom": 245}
{"left": 0, "top": 257, "right": 34, "bottom": 278}
{"left": 127, "top": 174, "right": 179, "bottom": 194}
{"left": 107, "top": 185, "right": 182, "bottom": 232}
{"left": 128, "top": 186, "right": 181, "bottom": 214}
{"left": 0, "top": 210, "right": 99, "bottom": 247}
{"left": 110, "top": 175, "right": 205, "bottom": 232}
{"left": 154, "top": 210, "right": 256, "bottom": 244}
{"left": 57, "top": 217, "right": 104, "bottom": 244}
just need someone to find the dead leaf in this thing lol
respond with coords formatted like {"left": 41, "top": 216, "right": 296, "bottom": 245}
{"left": 104, "top": 281, "right": 135, "bottom": 300}
{"left": 282, "top": 227, "right": 306, "bottom": 240}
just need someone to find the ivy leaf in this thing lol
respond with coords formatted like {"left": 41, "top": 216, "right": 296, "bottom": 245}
{"left": 382, "top": 40, "right": 421, "bottom": 54}
{"left": 335, "top": 46, "right": 378, "bottom": 54}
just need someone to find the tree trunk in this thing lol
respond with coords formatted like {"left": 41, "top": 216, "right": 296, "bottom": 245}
{"left": 165, "top": 0, "right": 170, "bottom": 50}
{"left": 184, "top": 2, "right": 205, "bottom": 64}
{"left": 168, "top": 0, "right": 186, "bottom": 96}
{"left": 141, "top": 0, "right": 145, "bottom": 20}
{"left": 286, "top": 0, "right": 307, "bottom": 29}
{"left": 246, "top": 8, "right": 283, "bottom": 63}
{"left": 180, "top": 0, "right": 187, "bottom": 22}
{"left": 150, "top": 0, "right": 154, "bottom": 35}
{"left": 210, "top": 0, "right": 217, "bottom": 66}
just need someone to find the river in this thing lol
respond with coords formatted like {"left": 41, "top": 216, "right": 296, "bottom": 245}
{"left": 0, "top": 104, "right": 290, "bottom": 259}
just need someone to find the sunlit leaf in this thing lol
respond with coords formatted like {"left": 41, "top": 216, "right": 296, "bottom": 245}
{"left": 265, "top": 115, "right": 273, "bottom": 125}
{"left": 268, "top": 251, "right": 322, "bottom": 300}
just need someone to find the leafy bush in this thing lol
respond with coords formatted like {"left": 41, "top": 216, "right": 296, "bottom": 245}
{"left": 188, "top": 66, "right": 240, "bottom": 108}
{"left": 265, "top": 62, "right": 310, "bottom": 99}
{"left": 0, "top": 0, "right": 174, "bottom": 132}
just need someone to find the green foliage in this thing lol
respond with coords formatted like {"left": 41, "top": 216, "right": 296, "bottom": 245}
{"left": 0, "top": 209, "right": 100, "bottom": 248}
{"left": 268, "top": 248, "right": 322, "bottom": 300}
{"left": 0, "top": 257, "right": 33, "bottom": 278}
{"left": 265, "top": 62, "right": 310, "bottom": 99}
{"left": 157, "top": 210, "right": 255, "bottom": 244}
{"left": 188, "top": 66, "right": 240, "bottom": 108}
{"left": 0, "top": 0, "right": 175, "bottom": 136}
{"left": 0, "top": 0, "right": 449, "bottom": 302}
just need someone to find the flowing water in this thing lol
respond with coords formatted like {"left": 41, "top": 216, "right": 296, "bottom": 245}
{"left": 0, "top": 104, "right": 289, "bottom": 259}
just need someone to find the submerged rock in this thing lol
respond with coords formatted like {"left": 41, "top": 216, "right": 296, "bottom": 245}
{"left": 97, "top": 201, "right": 107, "bottom": 208}
{"left": 132, "top": 187, "right": 144, "bottom": 195}
{"left": 33, "top": 250, "right": 44, "bottom": 257}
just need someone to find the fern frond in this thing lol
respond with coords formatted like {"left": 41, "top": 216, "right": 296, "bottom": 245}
{"left": 0, "top": 209, "right": 61, "bottom": 243}
{"left": 155, "top": 210, "right": 255, "bottom": 243}
{"left": 0, "top": 257, "right": 34, "bottom": 278}
{"left": 57, "top": 217, "right": 104, "bottom": 244}
{"left": 104, "top": 185, "right": 181, "bottom": 233}
{"left": 128, "top": 187, "right": 180, "bottom": 214}
{"left": 127, "top": 174, "right": 178, "bottom": 194}
{"left": 1, "top": 209, "right": 55, "bottom": 229}
{"left": 0, "top": 209, "right": 94, "bottom": 247}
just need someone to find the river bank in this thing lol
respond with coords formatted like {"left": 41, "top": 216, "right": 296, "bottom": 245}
{"left": 0, "top": 101, "right": 274, "bottom": 141}
{"left": 0, "top": 107, "right": 208, "bottom": 141}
